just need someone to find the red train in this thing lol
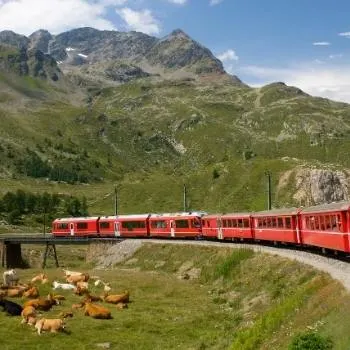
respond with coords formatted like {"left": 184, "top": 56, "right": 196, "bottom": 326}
{"left": 52, "top": 201, "right": 350, "bottom": 253}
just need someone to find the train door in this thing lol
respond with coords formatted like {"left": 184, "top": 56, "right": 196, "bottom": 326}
{"left": 70, "top": 223, "right": 74, "bottom": 236}
{"left": 217, "top": 217, "right": 223, "bottom": 240}
{"left": 114, "top": 222, "right": 120, "bottom": 237}
{"left": 170, "top": 220, "right": 175, "bottom": 237}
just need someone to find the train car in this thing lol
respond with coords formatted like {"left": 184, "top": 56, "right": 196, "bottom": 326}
{"left": 221, "top": 213, "right": 253, "bottom": 241}
{"left": 52, "top": 217, "right": 100, "bottom": 237}
{"left": 149, "top": 212, "right": 203, "bottom": 238}
{"left": 202, "top": 214, "right": 221, "bottom": 239}
{"left": 251, "top": 208, "right": 301, "bottom": 244}
{"left": 99, "top": 214, "right": 150, "bottom": 238}
{"left": 202, "top": 213, "right": 253, "bottom": 240}
{"left": 299, "top": 201, "right": 350, "bottom": 253}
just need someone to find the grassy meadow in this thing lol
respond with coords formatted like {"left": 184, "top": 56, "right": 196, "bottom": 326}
{"left": 0, "top": 243, "right": 349, "bottom": 349}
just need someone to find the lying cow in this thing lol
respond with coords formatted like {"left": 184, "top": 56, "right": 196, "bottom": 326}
{"left": 0, "top": 299, "right": 23, "bottom": 316}
{"left": 35, "top": 318, "right": 66, "bottom": 335}
{"left": 52, "top": 281, "right": 75, "bottom": 290}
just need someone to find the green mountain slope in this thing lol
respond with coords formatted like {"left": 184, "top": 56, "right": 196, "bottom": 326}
{"left": 0, "top": 28, "right": 350, "bottom": 218}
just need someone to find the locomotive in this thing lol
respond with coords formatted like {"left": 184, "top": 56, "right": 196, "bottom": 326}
{"left": 52, "top": 201, "right": 350, "bottom": 253}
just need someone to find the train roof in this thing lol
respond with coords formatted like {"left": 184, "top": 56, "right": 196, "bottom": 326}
{"left": 149, "top": 211, "right": 206, "bottom": 219}
{"left": 252, "top": 208, "right": 300, "bottom": 217}
{"left": 202, "top": 213, "right": 251, "bottom": 219}
{"left": 53, "top": 217, "right": 99, "bottom": 222}
{"left": 300, "top": 201, "right": 350, "bottom": 214}
{"left": 99, "top": 214, "right": 150, "bottom": 220}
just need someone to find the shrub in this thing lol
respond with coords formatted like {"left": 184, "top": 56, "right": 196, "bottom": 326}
{"left": 289, "top": 331, "right": 333, "bottom": 350}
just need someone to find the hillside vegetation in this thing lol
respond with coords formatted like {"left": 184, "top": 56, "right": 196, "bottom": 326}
{"left": 1, "top": 28, "right": 350, "bottom": 223}
{"left": 0, "top": 243, "right": 348, "bottom": 349}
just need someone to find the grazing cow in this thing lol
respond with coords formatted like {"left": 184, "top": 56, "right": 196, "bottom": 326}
{"left": 0, "top": 299, "right": 23, "bottom": 316}
{"left": 35, "top": 318, "right": 65, "bottom": 335}
{"left": 24, "top": 294, "right": 58, "bottom": 311}
{"left": 23, "top": 286, "right": 39, "bottom": 299}
{"left": 58, "top": 311, "right": 73, "bottom": 319}
{"left": 31, "top": 273, "right": 49, "bottom": 284}
{"left": 102, "top": 291, "right": 130, "bottom": 304}
{"left": 82, "top": 292, "right": 102, "bottom": 302}
{"left": 66, "top": 273, "right": 89, "bottom": 285}
{"left": 21, "top": 306, "right": 37, "bottom": 324}
{"left": 62, "top": 269, "right": 82, "bottom": 277}
{"left": 6, "top": 288, "right": 24, "bottom": 298}
{"left": 52, "top": 294, "right": 66, "bottom": 301}
{"left": 83, "top": 299, "right": 112, "bottom": 319}
{"left": 72, "top": 302, "right": 84, "bottom": 310}
{"left": 116, "top": 302, "right": 128, "bottom": 310}
{"left": 52, "top": 281, "right": 75, "bottom": 290}
{"left": 3, "top": 270, "right": 19, "bottom": 286}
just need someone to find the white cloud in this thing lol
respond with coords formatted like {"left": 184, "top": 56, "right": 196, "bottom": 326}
{"left": 329, "top": 54, "right": 343, "bottom": 59}
{"left": 210, "top": 0, "right": 223, "bottom": 5}
{"left": 239, "top": 63, "right": 350, "bottom": 103}
{"left": 167, "top": 0, "right": 187, "bottom": 4}
{"left": 116, "top": 7, "right": 161, "bottom": 35}
{"left": 339, "top": 32, "right": 350, "bottom": 38}
{"left": 217, "top": 49, "right": 239, "bottom": 62}
{"left": 312, "top": 42, "right": 330, "bottom": 46}
{"left": 0, "top": 0, "right": 116, "bottom": 35}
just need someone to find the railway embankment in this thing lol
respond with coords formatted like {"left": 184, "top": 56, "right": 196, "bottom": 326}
{"left": 89, "top": 239, "right": 350, "bottom": 291}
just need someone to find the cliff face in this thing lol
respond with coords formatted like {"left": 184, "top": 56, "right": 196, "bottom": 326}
{"left": 282, "top": 168, "right": 350, "bottom": 206}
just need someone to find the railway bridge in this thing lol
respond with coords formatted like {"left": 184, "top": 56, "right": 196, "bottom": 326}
{"left": 0, "top": 235, "right": 123, "bottom": 268}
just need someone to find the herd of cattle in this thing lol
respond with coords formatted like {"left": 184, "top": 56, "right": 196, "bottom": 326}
{"left": 0, "top": 269, "right": 130, "bottom": 335}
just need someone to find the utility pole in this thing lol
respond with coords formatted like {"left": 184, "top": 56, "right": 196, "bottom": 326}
{"left": 43, "top": 207, "right": 46, "bottom": 237}
{"left": 183, "top": 184, "right": 187, "bottom": 212}
{"left": 114, "top": 186, "right": 118, "bottom": 216}
{"left": 265, "top": 171, "right": 272, "bottom": 210}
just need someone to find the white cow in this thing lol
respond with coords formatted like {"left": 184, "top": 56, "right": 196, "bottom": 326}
{"left": 3, "top": 269, "right": 19, "bottom": 286}
{"left": 52, "top": 281, "right": 75, "bottom": 290}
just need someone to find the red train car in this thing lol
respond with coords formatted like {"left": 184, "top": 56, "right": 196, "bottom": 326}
{"left": 202, "top": 213, "right": 253, "bottom": 240}
{"left": 251, "top": 208, "right": 301, "bottom": 244}
{"left": 202, "top": 215, "right": 221, "bottom": 239}
{"left": 221, "top": 213, "right": 253, "bottom": 240}
{"left": 52, "top": 217, "right": 99, "bottom": 237}
{"left": 99, "top": 214, "right": 150, "bottom": 237}
{"left": 299, "top": 202, "right": 350, "bottom": 252}
{"left": 149, "top": 212, "right": 202, "bottom": 238}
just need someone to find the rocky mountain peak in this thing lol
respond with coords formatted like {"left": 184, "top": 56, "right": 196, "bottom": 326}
{"left": 166, "top": 29, "right": 191, "bottom": 40}
{"left": 0, "top": 30, "right": 29, "bottom": 49}
{"left": 29, "top": 29, "right": 52, "bottom": 53}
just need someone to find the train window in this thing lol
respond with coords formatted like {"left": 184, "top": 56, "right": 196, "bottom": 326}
{"left": 58, "top": 223, "right": 68, "bottom": 230}
{"left": 151, "top": 220, "right": 167, "bottom": 229}
{"left": 77, "top": 222, "right": 88, "bottom": 229}
{"left": 243, "top": 219, "right": 249, "bottom": 228}
{"left": 320, "top": 216, "right": 326, "bottom": 230}
{"left": 305, "top": 217, "right": 309, "bottom": 229}
{"left": 310, "top": 216, "right": 315, "bottom": 230}
{"left": 278, "top": 218, "right": 283, "bottom": 228}
{"left": 122, "top": 221, "right": 146, "bottom": 230}
{"left": 223, "top": 220, "right": 228, "bottom": 227}
{"left": 315, "top": 217, "right": 321, "bottom": 230}
{"left": 285, "top": 217, "right": 291, "bottom": 229}
{"left": 238, "top": 219, "right": 243, "bottom": 228}
{"left": 99, "top": 222, "right": 110, "bottom": 229}
{"left": 271, "top": 218, "right": 277, "bottom": 228}
{"left": 176, "top": 220, "right": 189, "bottom": 228}
{"left": 191, "top": 219, "right": 201, "bottom": 228}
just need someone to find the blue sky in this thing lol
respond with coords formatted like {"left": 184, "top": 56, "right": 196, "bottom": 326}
{"left": 1, "top": 0, "right": 350, "bottom": 102}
